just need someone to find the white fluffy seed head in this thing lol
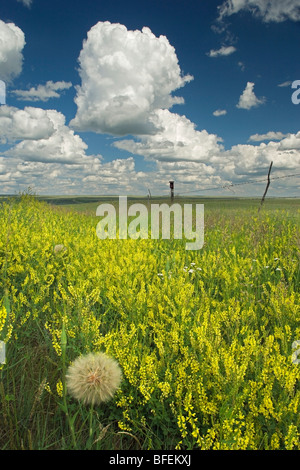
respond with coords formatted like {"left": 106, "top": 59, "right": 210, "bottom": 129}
{"left": 53, "top": 244, "right": 67, "bottom": 254}
{"left": 66, "top": 352, "right": 122, "bottom": 405}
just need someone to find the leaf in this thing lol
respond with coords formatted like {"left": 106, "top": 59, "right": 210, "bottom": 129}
{"left": 5, "top": 394, "right": 15, "bottom": 402}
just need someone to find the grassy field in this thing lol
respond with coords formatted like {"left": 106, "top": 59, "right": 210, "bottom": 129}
{"left": 0, "top": 194, "right": 299, "bottom": 450}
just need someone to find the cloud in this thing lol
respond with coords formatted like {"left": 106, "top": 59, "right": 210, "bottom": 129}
{"left": 278, "top": 81, "right": 293, "bottom": 87}
{"left": 213, "top": 109, "right": 227, "bottom": 117}
{"left": 207, "top": 45, "right": 237, "bottom": 57}
{"left": 0, "top": 105, "right": 55, "bottom": 143}
{"left": 1, "top": 121, "right": 300, "bottom": 195}
{"left": 116, "top": 131, "right": 300, "bottom": 196}
{"left": 278, "top": 130, "right": 300, "bottom": 150}
{"left": 154, "top": 160, "right": 224, "bottom": 189}
{"left": 11, "top": 80, "right": 72, "bottom": 102}
{"left": 4, "top": 108, "right": 90, "bottom": 164}
{"left": 236, "top": 82, "right": 265, "bottom": 110}
{"left": 217, "top": 0, "right": 300, "bottom": 23}
{"left": 0, "top": 19, "right": 25, "bottom": 83}
{"left": 70, "top": 21, "right": 193, "bottom": 136}
{"left": 225, "top": 138, "right": 300, "bottom": 176}
{"left": 114, "top": 109, "right": 223, "bottom": 162}
{"left": 249, "top": 131, "right": 289, "bottom": 142}
{"left": 114, "top": 107, "right": 300, "bottom": 192}
{"left": 0, "top": 18, "right": 298, "bottom": 197}
{"left": 0, "top": 150, "right": 151, "bottom": 195}
{"left": 82, "top": 157, "right": 147, "bottom": 190}
{"left": 17, "top": 0, "right": 32, "bottom": 7}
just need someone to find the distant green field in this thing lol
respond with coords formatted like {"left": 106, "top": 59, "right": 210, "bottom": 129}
{"left": 3, "top": 194, "right": 297, "bottom": 216}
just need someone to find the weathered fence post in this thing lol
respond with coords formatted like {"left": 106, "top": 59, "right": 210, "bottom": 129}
{"left": 169, "top": 181, "right": 174, "bottom": 200}
{"left": 258, "top": 161, "right": 273, "bottom": 213}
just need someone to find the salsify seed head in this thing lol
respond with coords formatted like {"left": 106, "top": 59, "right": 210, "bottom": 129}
{"left": 53, "top": 244, "right": 67, "bottom": 254}
{"left": 66, "top": 352, "right": 122, "bottom": 405}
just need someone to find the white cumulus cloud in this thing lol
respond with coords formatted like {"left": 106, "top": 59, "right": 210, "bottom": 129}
{"left": 0, "top": 105, "right": 55, "bottom": 143}
{"left": 0, "top": 151, "right": 151, "bottom": 196}
{"left": 11, "top": 80, "right": 72, "bottom": 102}
{"left": 114, "top": 109, "right": 223, "bottom": 162}
{"left": 278, "top": 131, "right": 300, "bottom": 150}
{"left": 225, "top": 138, "right": 300, "bottom": 176}
{"left": 4, "top": 109, "right": 89, "bottom": 164}
{"left": 70, "top": 21, "right": 193, "bottom": 136}
{"left": 0, "top": 19, "right": 25, "bottom": 82}
{"left": 236, "top": 82, "right": 265, "bottom": 110}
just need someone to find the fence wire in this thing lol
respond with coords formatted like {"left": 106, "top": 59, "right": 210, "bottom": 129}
{"left": 156, "top": 171, "right": 300, "bottom": 197}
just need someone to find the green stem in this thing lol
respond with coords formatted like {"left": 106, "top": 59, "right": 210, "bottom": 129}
{"left": 89, "top": 403, "right": 94, "bottom": 441}
{"left": 61, "top": 322, "right": 77, "bottom": 449}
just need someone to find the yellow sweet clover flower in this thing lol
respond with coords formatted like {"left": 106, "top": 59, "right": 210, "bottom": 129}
{"left": 158, "top": 380, "right": 171, "bottom": 398}
{"left": 177, "top": 414, "right": 188, "bottom": 438}
{"left": 0, "top": 304, "right": 7, "bottom": 335}
{"left": 44, "top": 382, "right": 52, "bottom": 395}
{"left": 52, "top": 333, "right": 62, "bottom": 356}
{"left": 1, "top": 196, "right": 300, "bottom": 450}
{"left": 270, "top": 433, "right": 281, "bottom": 450}
{"left": 20, "top": 311, "right": 31, "bottom": 326}
{"left": 118, "top": 421, "right": 132, "bottom": 432}
{"left": 285, "top": 424, "right": 300, "bottom": 450}
{"left": 56, "top": 379, "right": 63, "bottom": 397}
{"left": 3, "top": 323, "right": 13, "bottom": 343}
{"left": 175, "top": 440, "right": 183, "bottom": 450}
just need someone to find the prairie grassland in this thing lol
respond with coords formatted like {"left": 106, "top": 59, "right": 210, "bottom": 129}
{"left": 0, "top": 194, "right": 299, "bottom": 450}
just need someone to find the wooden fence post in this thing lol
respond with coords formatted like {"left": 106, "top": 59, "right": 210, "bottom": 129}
{"left": 169, "top": 181, "right": 174, "bottom": 200}
{"left": 258, "top": 161, "right": 273, "bottom": 213}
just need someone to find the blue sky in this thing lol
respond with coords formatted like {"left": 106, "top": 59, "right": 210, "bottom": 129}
{"left": 0, "top": 0, "right": 300, "bottom": 196}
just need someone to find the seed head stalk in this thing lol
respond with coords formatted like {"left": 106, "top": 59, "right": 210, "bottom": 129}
{"left": 61, "top": 322, "right": 77, "bottom": 449}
